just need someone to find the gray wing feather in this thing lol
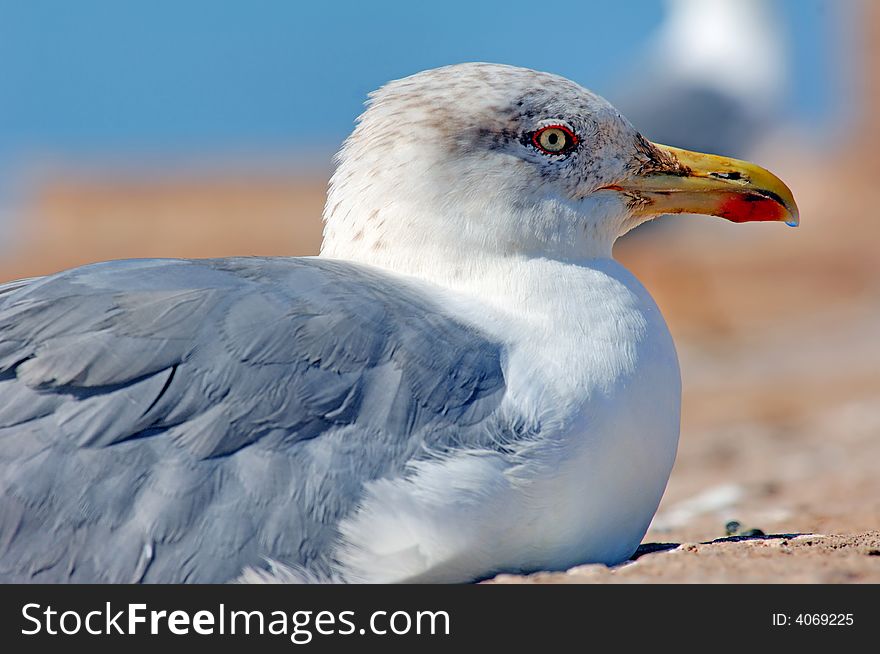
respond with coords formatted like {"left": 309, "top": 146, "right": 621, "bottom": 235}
{"left": 0, "top": 257, "right": 509, "bottom": 582}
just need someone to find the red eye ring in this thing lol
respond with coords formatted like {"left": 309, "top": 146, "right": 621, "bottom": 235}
{"left": 531, "top": 124, "right": 579, "bottom": 155}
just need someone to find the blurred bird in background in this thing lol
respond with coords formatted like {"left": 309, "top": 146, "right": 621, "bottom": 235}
{"left": 613, "top": 0, "right": 789, "bottom": 158}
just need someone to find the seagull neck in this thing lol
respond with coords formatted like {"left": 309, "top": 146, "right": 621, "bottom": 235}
{"left": 335, "top": 247, "right": 622, "bottom": 320}
{"left": 321, "top": 196, "right": 622, "bottom": 311}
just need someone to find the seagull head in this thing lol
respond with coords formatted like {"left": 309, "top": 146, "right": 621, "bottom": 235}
{"left": 322, "top": 63, "right": 797, "bottom": 272}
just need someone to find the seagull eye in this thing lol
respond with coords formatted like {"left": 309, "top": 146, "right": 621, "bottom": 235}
{"left": 532, "top": 125, "right": 578, "bottom": 155}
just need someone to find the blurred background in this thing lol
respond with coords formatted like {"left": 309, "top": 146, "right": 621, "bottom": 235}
{"left": 1, "top": 0, "right": 877, "bottom": 578}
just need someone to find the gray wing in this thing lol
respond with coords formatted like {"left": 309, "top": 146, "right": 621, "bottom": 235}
{"left": 0, "top": 257, "right": 510, "bottom": 582}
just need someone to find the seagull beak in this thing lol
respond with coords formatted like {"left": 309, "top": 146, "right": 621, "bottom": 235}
{"left": 603, "top": 141, "right": 799, "bottom": 227}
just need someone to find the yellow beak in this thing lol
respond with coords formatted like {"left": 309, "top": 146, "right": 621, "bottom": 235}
{"left": 604, "top": 142, "right": 799, "bottom": 227}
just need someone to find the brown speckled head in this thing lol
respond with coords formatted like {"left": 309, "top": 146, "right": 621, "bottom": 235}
{"left": 322, "top": 63, "right": 649, "bottom": 265}
{"left": 345, "top": 63, "right": 644, "bottom": 198}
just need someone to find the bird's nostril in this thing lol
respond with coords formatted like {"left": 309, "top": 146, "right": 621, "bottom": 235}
{"left": 709, "top": 171, "right": 744, "bottom": 181}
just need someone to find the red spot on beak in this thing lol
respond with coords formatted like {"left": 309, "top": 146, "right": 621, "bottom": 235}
{"left": 718, "top": 194, "right": 787, "bottom": 224}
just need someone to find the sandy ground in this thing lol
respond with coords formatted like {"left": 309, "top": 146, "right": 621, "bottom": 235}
{"left": 493, "top": 534, "right": 880, "bottom": 584}
{"left": 0, "top": 119, "right": 877, "bottom": 584}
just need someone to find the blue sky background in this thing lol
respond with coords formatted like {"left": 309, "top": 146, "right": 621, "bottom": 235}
{"left": 0, "top": 0, "right": 849, "bottom": 165}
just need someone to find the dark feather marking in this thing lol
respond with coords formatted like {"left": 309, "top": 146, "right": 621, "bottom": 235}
{"left": 140, "top": 364, "right": 177, "bottom": 419}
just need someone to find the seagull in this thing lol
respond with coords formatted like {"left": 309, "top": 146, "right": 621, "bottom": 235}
{"left": 0, "top": 63, "right": 797, "bottom": 583}
{"left": 614, "top": 0, "right": 788, "bottom": 157}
